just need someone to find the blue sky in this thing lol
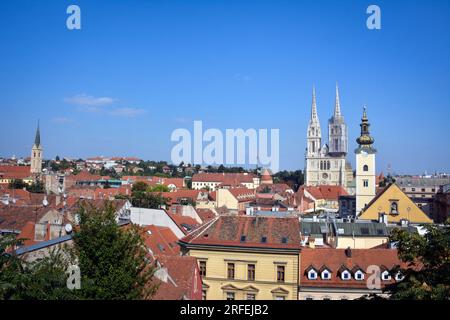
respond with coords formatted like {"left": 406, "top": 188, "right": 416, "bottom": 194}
{"left": 0, "top": 0, "right": 449, "bottom": 174}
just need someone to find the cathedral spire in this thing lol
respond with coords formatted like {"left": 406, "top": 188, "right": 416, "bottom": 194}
{"left": 34, "top": 121, "right": 41, "bottom": 148}
{"left": 334, "top": 82, "right": 342, "bottom": 118}
{"left": 310, "top": 85, "right": 319, "bottom": 122}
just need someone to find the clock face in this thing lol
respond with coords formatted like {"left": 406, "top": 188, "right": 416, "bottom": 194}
{"left": 322, "top": 173, "right": 328, "bottom": 179}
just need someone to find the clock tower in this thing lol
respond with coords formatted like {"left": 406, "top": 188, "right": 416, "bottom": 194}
{"left": 355, "top": 107, "right": 376, "bottom": 215}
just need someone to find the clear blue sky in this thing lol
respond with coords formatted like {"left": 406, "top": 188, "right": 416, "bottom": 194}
{"left": 0, "top": 0, "right": 449, "bottom": 174}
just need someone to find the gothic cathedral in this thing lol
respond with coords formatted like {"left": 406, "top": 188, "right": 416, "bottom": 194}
{"left": 304, "top": 85, "right": 353, "bottom": 187}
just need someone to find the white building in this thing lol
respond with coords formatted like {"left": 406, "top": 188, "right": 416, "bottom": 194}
{"left": 304, "top": 85, "right": 353, "bottom": 188}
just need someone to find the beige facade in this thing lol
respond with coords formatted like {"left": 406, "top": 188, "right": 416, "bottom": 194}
{"left": 188, "top": 248, "right": 299, "bottom": 300}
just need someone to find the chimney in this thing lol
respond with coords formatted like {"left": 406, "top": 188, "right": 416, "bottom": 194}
{"left": 345, "top": 246, "right": 352, "bottom": 258}
{"left": 308, "top": 236, "right": 316, "bottom": 249}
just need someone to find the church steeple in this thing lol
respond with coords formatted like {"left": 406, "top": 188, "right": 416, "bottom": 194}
{"left": 34, "top": 121, "right": 41, "bottom": 148}
{"left": 356, "top": 106, "right": 375, "bottom": 150}
{"left": 311, "top": 85, "right": 319, "bottom": 122}
{"left": 31, "top": 121, "right": 43, "bottom": 175}
{"left": 306, "top": 85, "right": 321, "bottom": 157}
{"left": 328, "top": 83, "right": 347, "bottom": 155}
{"left": 334, "top": 83, "right": 341, "bottom": 118}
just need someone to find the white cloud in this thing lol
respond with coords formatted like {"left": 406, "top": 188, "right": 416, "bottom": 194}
{"left": 64, "top": 94, "right": 116, "bottom": 107}
{"left": 109, "top": 107, "right": 146, "bottom": 117}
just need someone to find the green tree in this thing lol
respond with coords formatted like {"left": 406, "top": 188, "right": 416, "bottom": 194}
{"left": 147, "top": 184, "right": 169, "bottom": 193}
{"left": 132, "top": 181, "right": 149, "bottom": 192}
{"left": 1, "top": 235, "right": 75, "bottom": 300}
{"left": 72, "top": 201, "right": 157, "bottom": 299}
{"left": 8, "top": 179, "right": 28, "bottom": 190}
{"left": 384, "top": 221, "right": 450, "bottom": 299}
{"left": 26, "top": 180, "right": 45, "bottom": 193}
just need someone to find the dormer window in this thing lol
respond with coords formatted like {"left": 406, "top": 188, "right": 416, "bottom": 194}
{"left": 307, "top": 269, "right": 318, "bottom": 280}
{"left": 395, "top": 272, "right": 404, "bottom": 281}
{"left": 381, "top": 270, "right": 391, "bottom": 281}
{"left": 321, "top": 269, "right": 331, "bottom": 280}
{"left": 354, "top": 270, "right": 365, "bottom": 281}
{"left": 341, "top": 270, "right": 351, "bottom": 280}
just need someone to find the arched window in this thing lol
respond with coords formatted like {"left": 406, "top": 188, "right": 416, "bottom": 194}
{"left": 363, "top": 165, "right": 368, "bottom": 172}
{"left": 327, "top": 161, "right": 330, "bottom": 170}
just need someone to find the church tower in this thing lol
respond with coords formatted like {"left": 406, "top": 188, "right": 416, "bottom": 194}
{"left": 355, "top": 107, "right": 376, "bottom": 215}
{"left": 30, "top": 122, "right": 43, "bottom": 175}
{"left": 328, "top": 83, "right": 348, "bottom": 155}
{"left": 306, "top": 86, "right": 321, "bottom": 157}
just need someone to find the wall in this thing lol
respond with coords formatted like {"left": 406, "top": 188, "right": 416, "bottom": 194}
{"left": 188, "top": 248, "right": 299, "bottom": 300}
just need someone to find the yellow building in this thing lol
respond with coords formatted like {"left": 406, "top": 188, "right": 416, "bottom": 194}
{"left": 179, "top": 215, "right": 300, "bottom": 300}
{"left": 358, "top": 183, "right": 433, "bottom": 224}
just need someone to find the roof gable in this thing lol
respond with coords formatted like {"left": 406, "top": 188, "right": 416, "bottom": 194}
{"left": 359, "top": 183, "right": 433, "bottom": 224}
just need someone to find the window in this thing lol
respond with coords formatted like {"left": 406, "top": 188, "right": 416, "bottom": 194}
{"left": 261, "top": 236, "right": 267, "bottom": 243}
{"left": 202, "top": 290, "right": 207, "bottom": 300}
{"left": 390, "top": 202, "right": 399, "bottom": 215}
{"left": 199, "top": 261, "right": 207, "bottom": 277}
{"left": 363, "top": 165, "right": 368, "bottom": 171}
{"left": 381, "top": 271, "right": 391, "bottom": 281}
{"left": 247, "top": 264, "right": 255, "bottom": 281}
{"left": 363, "top": 179, "right": 369, "bottom": 187}
{"left": 277, "top": 265, "right": 285, "bottom": 282}
{"left": 307, "top": 269, "right": 317, "bottom": 280}
{"left": 341, "top": 270, "right": 351, "bottom": 280}
{"left": 421, "top": 188, "right": 426, "bottom": 192}
{"left": 354, "top": 270, "right": 365, "bottom": 280}
{"left": 246, "top": 293, "right": 256, "bottom": 300}
{"left": 321, "top": 270, "right": 331, "bottom": 280}
{"left": 412, "top": 188, "right": 416, "bottom": 192}
{"left": 395, "top": 272, "right": 404, "bottom": 281}
{"left": 275, "top": 296, "right": 286, "bottom": 300}
{"left": 227, "top": 263, "right": 235, "bottom": 279}
{"left": 305, "top": 297, "right": 314, "bottom": 300}
{"left": 226, "top": 292, "right": 235, "bottom": 300}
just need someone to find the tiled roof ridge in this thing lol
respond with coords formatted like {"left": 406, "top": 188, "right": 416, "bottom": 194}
{"left": 189, "top": 216, "right": 220, "bottom": 242}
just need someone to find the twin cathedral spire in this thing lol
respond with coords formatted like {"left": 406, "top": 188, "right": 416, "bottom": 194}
{"left": 306, "top": 83, "right": 348, "bottom": 157}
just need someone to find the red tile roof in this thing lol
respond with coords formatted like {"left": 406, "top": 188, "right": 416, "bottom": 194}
{"left": 166, "top": 211, "right": 201, "bottom": 235}
{"left": 228, "top": 188, "right": 256, "bottom": 202}
{"left": 195, "top": 208, "right": 216, "bottom": 223}
{"left": 180, "top": 215, "right": 301, "bottom": 250}
{"left": 300, "top": 248, "right": 407, "bottom": 289}
{"left": 150, "top": 255, "right": 202, "bottom": 300}
{"left": 68, "top": 171, "right": 108, "bottom": 181}
{"left": 141, "top": 225, "right": 180, "bottom": 256}
{"left": 300, "top": 185, "right": 348, "bottom": 201}
{"left": 0, "top": 165, "right": 31, "bottom": 180}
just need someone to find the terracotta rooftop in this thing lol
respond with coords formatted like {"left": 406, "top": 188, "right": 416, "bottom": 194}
{"left": 300, "top": 247, "right": 407, "bottom": 289}
{"left": 0, "top": 165, "right": 31, "bottom": 180}
{"left": 141, "top": 225, "right": 180, "bottom": 256}
{"left": 150, "top": 255, "right": 202, "bottom": 300}
{"left": 180, "top": 215, "right": 301, "bottom": 250}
